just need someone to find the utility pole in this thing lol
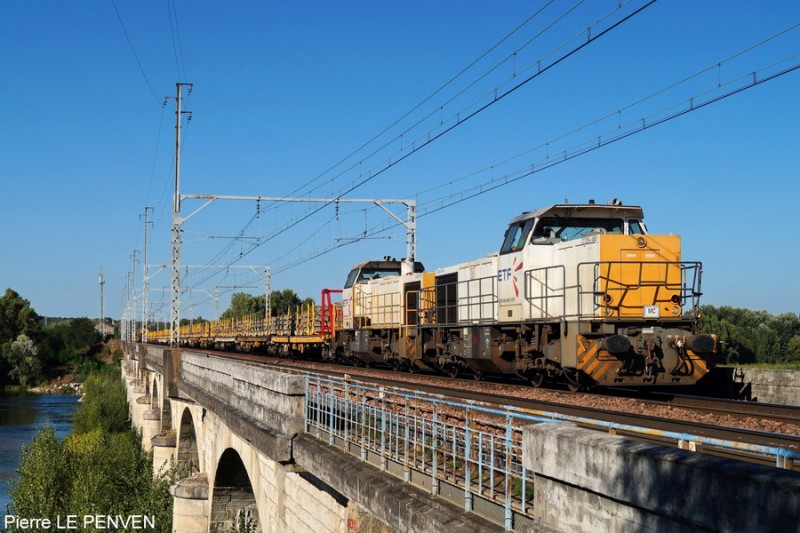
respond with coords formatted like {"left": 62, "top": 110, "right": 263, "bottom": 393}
{"left": 98, "top": 269, "right": 105, "bottom": 341}
{"left": 131, "top": 250, "right": 139, "bottom": 341}
{"left": 141, "top": 207, "right": 153, "bottom": 342}
{"left": 264, "top": 267, "right": 271, "bottom": 326}
{"left": 170, "top": 82, "right": 192, "bottom": 347}
{"left": 123, "top": 273, "right": 131, "bottom": 341}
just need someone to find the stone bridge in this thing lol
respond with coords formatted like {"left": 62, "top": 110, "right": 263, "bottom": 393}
{"left": 122, "top": 343, "right": 800, "bottom": 533}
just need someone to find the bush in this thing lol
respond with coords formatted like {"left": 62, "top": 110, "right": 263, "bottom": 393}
{"left": 71, "top": 366, "right": 130, "bottom": 435}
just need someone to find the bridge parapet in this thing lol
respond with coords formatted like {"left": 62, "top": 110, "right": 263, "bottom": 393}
{"left": 178, "top": 351, "right": 305, "bottom": 463}
{"left": 523, "top": 422, "right": 800, "bottom": 532}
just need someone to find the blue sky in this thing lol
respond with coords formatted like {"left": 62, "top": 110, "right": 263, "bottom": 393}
{"left": 1, "top": 1, "right": 798, "bottom": 321}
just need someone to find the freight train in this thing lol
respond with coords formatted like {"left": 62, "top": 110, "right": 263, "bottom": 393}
{"left": 148, "top": 200, "right": 717, "bottom": 389}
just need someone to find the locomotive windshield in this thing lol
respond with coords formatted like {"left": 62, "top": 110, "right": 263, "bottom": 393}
{"left": 532, "top": 217, "right": 626, "bottom": 244}
{"left": 344, "top": 266, "right": 402, "bottom": 288}
{"left": 500, "top": 219, "right": 534, "bottom": 254}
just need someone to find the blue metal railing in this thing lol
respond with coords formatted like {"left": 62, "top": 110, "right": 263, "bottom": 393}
{"left": 304, "top": 375, "right": 799, "bottom": 530}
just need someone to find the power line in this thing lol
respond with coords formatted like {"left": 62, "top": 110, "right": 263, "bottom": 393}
{"left": 246, "top": 0, "right": 655, "bottom": 243}
{"left": 110, "top": 0, "right": 162, "bottom": 106}
{"left": 416, "top": 27, "right": 800, "bottom": 213}
{"left": 259, "top": 40, "right": 799, "bottom": 274}
{"left": 166, "top": 0, "right": 188, "bottom": 81}
{"left": 164, "top": 6, "right": 796, "bottom": 301}
{"left": 176, "top": 1, "right": 656, "bottom": 294}
{"left": 419, "top": 60, "right": 800, "bottom": 216}
{"left": 274, "top": 0, "right": 563, "bottom": 203}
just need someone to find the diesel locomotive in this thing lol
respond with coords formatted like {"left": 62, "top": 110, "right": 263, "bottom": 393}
{"left": 151, "top": 200, "right": 717, "bottom": 389}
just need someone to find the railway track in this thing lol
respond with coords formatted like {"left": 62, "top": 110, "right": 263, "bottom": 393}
{"left": 631, "top": 391, "right": 800, "bottom": 424}
{"left": 180, "top": 347, "right": 800, "bottom": 467}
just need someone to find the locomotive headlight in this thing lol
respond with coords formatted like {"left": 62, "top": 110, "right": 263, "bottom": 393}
{"left": 602, "top": 293, "right": 613, "bottom": 305}
{"left": 670, "top": 294, "right": 681, "bottom": 304}
{"left": 671, "top": 305, "right": 681, "bottom": 315}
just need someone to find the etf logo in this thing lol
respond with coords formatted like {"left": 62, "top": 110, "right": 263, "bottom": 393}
{"left": 497, "top": 259, "right": 523, "bottom": 296}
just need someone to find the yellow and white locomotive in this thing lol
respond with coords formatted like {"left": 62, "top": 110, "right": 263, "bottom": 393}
{"left": 330, "top": 200, "right": 716, "bottom": 388}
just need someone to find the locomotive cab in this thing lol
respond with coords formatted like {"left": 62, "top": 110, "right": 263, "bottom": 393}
{"left": 495, "top": 200, "right": 715, "bottom": 387}
{"left": 337, "top": 257, "right": 425, "bottom": 367}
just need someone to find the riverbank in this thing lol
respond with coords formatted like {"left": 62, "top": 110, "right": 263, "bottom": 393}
{"left": 3, "top": 376, "right": 82, "bottom": 396}
{"left": 29, "top": 375, "right": 82, "bottom": 395}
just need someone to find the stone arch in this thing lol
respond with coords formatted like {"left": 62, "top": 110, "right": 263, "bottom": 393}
{"left": 178, "top": 407, "right": 200, "bottom": 474}
{"left": 211, "top": 449, "right": 260, "bottom": 533}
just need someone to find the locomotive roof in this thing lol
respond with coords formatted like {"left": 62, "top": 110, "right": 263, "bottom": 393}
{"left": 349, "top": 259, "right": 425, "bottom": 272}
{"left": 508, "top": 202, "right": 644, "bottom": 224}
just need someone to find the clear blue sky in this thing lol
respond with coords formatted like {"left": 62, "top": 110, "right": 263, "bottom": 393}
{"left": 1, "top": 1, "right": 798, "bottom": 321}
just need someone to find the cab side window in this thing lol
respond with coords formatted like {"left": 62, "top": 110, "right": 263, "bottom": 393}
{"left": 500, "top": 220, "right": 534, "bottom": 254}
{"left": 628, "top": 219, "right": 645, "bottom": 234}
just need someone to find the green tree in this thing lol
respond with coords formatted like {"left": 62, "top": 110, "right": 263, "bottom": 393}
{"left": 699, "top": 305, "right": 800, "bottom": 364}
{"left": 220, "top": 292, "right": 266, "bottom": 320}
{"left": 47, "top": 317, "right": 100, "bottom": 361}
{"left": 180, "top": 316, "right": 209, "bottom": 326}
{"left": 0, "top": 289, "right": 44, "bottom": 386}
{"left": 270, "top": 289, "right": 301, "bottom": 316}
{"left": 786, "top": 336, "right": 800, "bottom": 363}
{"left": 0, "top": 289, "right": 41, "bottom": 343}
{"left": 3, "top": 334, "right": 43, "bottom": 386}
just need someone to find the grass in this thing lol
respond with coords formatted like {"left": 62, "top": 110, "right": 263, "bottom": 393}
{"left": 717, "top": 363, "right": 800, "bottom": 370}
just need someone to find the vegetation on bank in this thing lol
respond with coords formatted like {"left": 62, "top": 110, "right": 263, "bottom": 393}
{"left": 0, "top": 289, "right": 108, "bottom": 389}
{"left": 697, "top": 305, "right": 800, "bottom": 365}
{"left": 6, "top": 366, "right": 178, "bottom": 532}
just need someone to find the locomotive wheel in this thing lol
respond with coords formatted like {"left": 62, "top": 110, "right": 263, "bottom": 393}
{"left": 529, "top": 371, "right": 546, "bottom": 388}
{"left": 471, "top": 370, "right": 485, "bottom": 382}
{"left": 391, "top": 360, "right": 401, "bottom": 372}
{"left": 564, "top": 370, "right": 583, "bottom": 392}
{"left": 446, "top": 366, "right": 461, "bottom": 378}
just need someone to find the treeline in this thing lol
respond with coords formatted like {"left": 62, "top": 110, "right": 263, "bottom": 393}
{"left": 698, "top": 305, "right": 800, "bottom": 365}
{"left": 220, "top": 289, "right": 315, "bottom": 321}
{"left": 146, "top": 290, "right": 316, "bottom": 331}
{"left": 7, "top": 367, "right": 176, "bottom": 532}
{"left": 0, "top": 289, "right": 103, "bottom": 387}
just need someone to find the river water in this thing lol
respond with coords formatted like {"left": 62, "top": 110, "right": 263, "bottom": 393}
{"left": 0, "top": 394, "right": 79, "bottom": 515}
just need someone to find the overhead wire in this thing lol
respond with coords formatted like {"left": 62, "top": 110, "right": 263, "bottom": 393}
{"left": 300, "top": 0, "right": 590, "bottom": 199}
{"left": 327, "top": 0, "right": 657, "bottom": 202}
{"left": 271, "top": 0, "right": 562, "bottom": 204}
{"left": 416, "top": 26, "right": 800, "bottom": 214}
{"left": 174, "top": 5, "right": 798, "bottom": 313}
{"left": 223, "top": 0, "right": 655, "bottom": 267}
{"left": 110, "top": 0, "right": 162, "bottom": 106}
{"left": 258, "top": 29, "right": 800, "bottom": 274}
{"left": 166, "top": 0, "right": 188, "bottom": 82}
{"left": 418, "top": 59, "right": 800, "bottom": 216}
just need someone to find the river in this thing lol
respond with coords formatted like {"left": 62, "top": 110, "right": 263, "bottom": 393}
{"left": 0, "top": 394, "right": 79, "bottom": 514}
